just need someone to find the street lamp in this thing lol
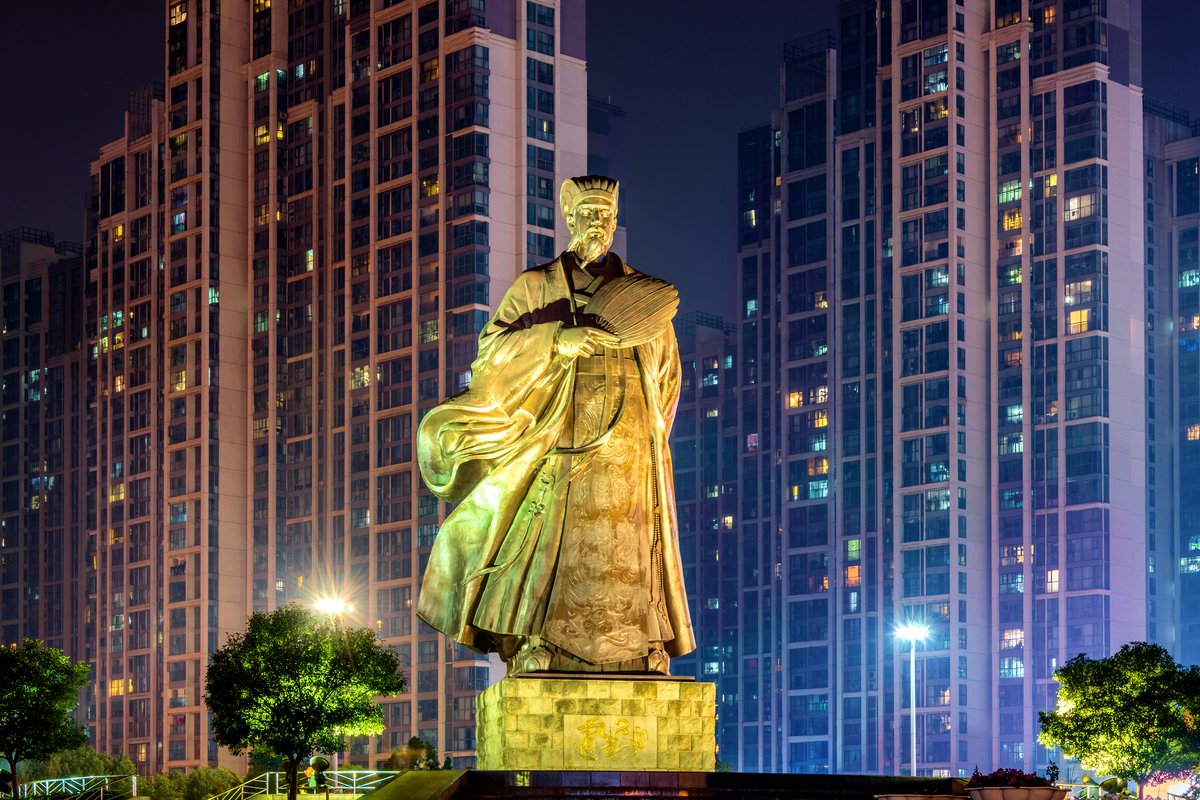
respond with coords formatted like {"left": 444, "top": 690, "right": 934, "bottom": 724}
{"left": 314, "top": 596, "right": 353, "bottom": 616}
{"left": 896, "top": 622, "right": 930, "bottom": 777}
{"left": 313, "top": 596, "right": 353, "bottom": 774}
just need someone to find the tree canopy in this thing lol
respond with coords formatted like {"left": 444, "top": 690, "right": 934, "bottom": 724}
{"left": 204, "top": 605, "right": 405, "bottom": 800}
{"left": 21, "top": 746, "right": 136, "bottom": 782}
{"left": 144, "top": 766, "right": 240, "bottom": 800}
{"left": 0, "top": 639, "right": 91, "bottom": 795}
{"left": 1037, "top": 642, "right": 1200, "bottom": 797}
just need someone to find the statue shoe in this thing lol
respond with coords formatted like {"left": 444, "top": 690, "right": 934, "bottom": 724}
{"left": 647, "top": 647, "right": 670, "bottom": 676}
{"left": 508, "top": 643, "right": 553, "bottom": 676}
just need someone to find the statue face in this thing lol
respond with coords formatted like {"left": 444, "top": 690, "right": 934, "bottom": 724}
{"left": 566, "top": 199, "right": 617, "bottom": 266}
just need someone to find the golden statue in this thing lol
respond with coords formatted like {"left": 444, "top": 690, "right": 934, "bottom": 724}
{"left": 416, "top": 175, "right": 695, "bottom": 676}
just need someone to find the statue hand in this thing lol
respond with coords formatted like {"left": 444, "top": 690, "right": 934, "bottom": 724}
{"left": 555, "top": 326, "right": 620, "bottom": 358}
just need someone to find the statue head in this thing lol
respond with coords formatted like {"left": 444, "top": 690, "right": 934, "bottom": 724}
{"left": 560, "top": 175, "right": 619, "bottom": 267}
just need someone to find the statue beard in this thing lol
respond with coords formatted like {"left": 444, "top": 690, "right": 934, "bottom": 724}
{"left": 568, "top": 228, "right": 610, "bottom": 268}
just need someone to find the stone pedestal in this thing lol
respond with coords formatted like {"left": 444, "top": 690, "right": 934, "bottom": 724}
{"left": 475, "top": 675, "right": 716, "bottom": 771}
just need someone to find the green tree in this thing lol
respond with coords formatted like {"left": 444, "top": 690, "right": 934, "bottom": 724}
{"left": 145, "top": 766, "right": 240, "bottom": 800}
{"left": 0, "top": 639, "right": 91, "bottom": 795}
{"left": 390, "top": 737, "right": 441, "bottom": 770}
{"left": 204, "top": 605, "right": 405, "bottom": 800}
{"left": 22, "top": 746, "right": 136, "bottom": 782}
{"left": 1037, "top": 642, "right": 1200, "bottom": 798}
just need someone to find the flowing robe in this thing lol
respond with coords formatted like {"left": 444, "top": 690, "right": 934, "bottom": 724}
{"left": 415, "top": 252, "right": 696, "bottom": 664}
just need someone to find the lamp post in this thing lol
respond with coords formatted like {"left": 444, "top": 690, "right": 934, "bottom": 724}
{"left": 896, "top": 622, "right": 930, "bottom": 777}
{"left": 314, "top": 596, "right": 353, "bottom": 773}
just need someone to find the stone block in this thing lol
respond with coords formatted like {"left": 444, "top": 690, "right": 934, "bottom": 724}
{"left": 476, "top": 677, "right": 716, "bottom": 772}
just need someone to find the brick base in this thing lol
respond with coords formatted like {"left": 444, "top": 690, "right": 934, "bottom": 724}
{"left": 475, "top": 676, "right": 716, "bottom": 771}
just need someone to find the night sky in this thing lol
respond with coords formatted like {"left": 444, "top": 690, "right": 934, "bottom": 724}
{"left": 1, "top": 1, "right": 1198, "bottom": 318}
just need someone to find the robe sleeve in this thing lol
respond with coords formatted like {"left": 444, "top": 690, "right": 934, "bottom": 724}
{"left": 650, "top": 322, "right": 682, "bottom": 428}
{"left": 418, "top": 268, "right": 571, "bottom": 502}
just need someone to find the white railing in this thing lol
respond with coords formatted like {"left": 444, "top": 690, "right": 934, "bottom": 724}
{"left": 19, "top": 775, "right": 136, "bottom": 799}
{"left": 206, "top": 771, "right": 403, "bottom": 800}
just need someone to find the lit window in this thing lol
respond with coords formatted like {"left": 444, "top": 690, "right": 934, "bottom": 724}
{"left": 254, "top": 0, "right": 270, "bottom": 11}
{"left": 999, "top": 657, "right": 1024, "bottom": 679}
{"left": 255, "top": 124, "right": 270, "bottom": 145}
{"left": 110, "top": 483, "right": 125, "bottom": 502}
{"left": 113, "top": 223, "right": 125, "bottom": 243}
{"left": 172, "top": 370, "right": 188, "bottom": 391}
{"left": 745, "top": 433, "right": 759, "bottom": 452}
{"left": 1000, "top": 628, "right": 1024, "bottom": 649}
{"left": 705, "top": 408, "right": 719, "bottom": 418}
{"left": 844, "top": 565, "right": 861, "bottom": 587}
{"left": 1000, "top": 545, "right": 1024, "bottom": 566}
{"left": 1044, "top": 173, "right": 1058, "bottom": 197}
{"left": 722, "top": 515, "right": 734, "bottom": 530}
{"left": 998, "top": 433, "right": 1023, "bottom": 454}
{"left": 254, "top": 72, "right": 269, "bottom": 93}
{"left": 1064, "top": 192, "right": 1097, "bottom": 221}
{"left": 1067, "top": 308, "right": 1091, "bottom": 334}
{"left": 810, "top": 386, "right": 829, "bottom": 404}
{"left": 812, "top": 409, "right": 828, "bottom": 428}
{"left": 1001, "top": 210, "right": 1022, "bottom": 231}
{"left": 109, "top": 679, "right": 126, "bottom": 697}
{"left": 421, "top": 175, "right": 440, "bottom": 198}
{"left": 253, "top": 418, "right": 268, "bottom": 440}
{"left": 419, "top": 320, "right": 439, "bottom": 343}
{"left": 351, "top": 366, "right": 372, "bottom": 389}
{"left": 814, "top": 290, "right": 829, "bottom": 309}
{"left": 1182, "top": 269, "right": 1200, "bottom": 288}
{"left": 787, "top": 391, "right": 802, "bottom": 408}
{"left": 305, "top": 249, "right": 315, "bottom": 271}
{"left": 1064, "top": 279, "right": 1094, "bottom": 306}
{"left": 997, "top": 180, "right": 1021, "bottom": 204}
{"left": 169, "top": 2, "right": 187, "bottom": 25}
{"left": 807, "top": 457, "right": 828, "bottom": 476}
{"left": 845, "top": 538, "right": 862, "bottom": 561}
{"left": 208, "top": 287, "right": 220, "bottom": 305}
{"left": 171, "top": 212, "right": 187, "bottom": 234}
{"left": 113, "top": 375, "right": 125, "bottom": 393}
{"left": 1188, "top": 424, "right": 1200, "bottom": 441}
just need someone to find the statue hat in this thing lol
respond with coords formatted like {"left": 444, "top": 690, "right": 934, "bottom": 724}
{"left": 560, "top": 175, "right": 619, "bottom": 217}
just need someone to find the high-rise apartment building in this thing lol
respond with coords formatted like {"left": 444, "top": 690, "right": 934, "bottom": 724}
{"left": 668, "top": 313, "right": 738, "bottom": 706}
{"left": 0, "top": 228, "right": 87, "bottom": 658}
{"left": 731, "top": 0, "right": 1151, "bottom": 777}
{"left": 83, "top": 0, "right": 587, "bottom": 774}
{"left": 1143, "top": 99, "right": 1200, "bottom": 665}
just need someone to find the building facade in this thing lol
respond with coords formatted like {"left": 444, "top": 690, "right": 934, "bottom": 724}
{"left": 0, "top": 228, "right": 87, "bottom": 659}
{"left": 1144, "top": 99, "right": 1200, "bottom": 666}
{"left": 82, "top": 0, "right": 587, "bottom": 774}
{"left": 731, "top": 0, "right": 1153, "bottom": 777}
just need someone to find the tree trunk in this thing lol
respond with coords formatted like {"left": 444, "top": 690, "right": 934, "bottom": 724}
{"left": 6, "top": 752, "right": 19, "bottom": 798}
{"left": 286, "top": 758, "right": 300, "bottom": 800}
